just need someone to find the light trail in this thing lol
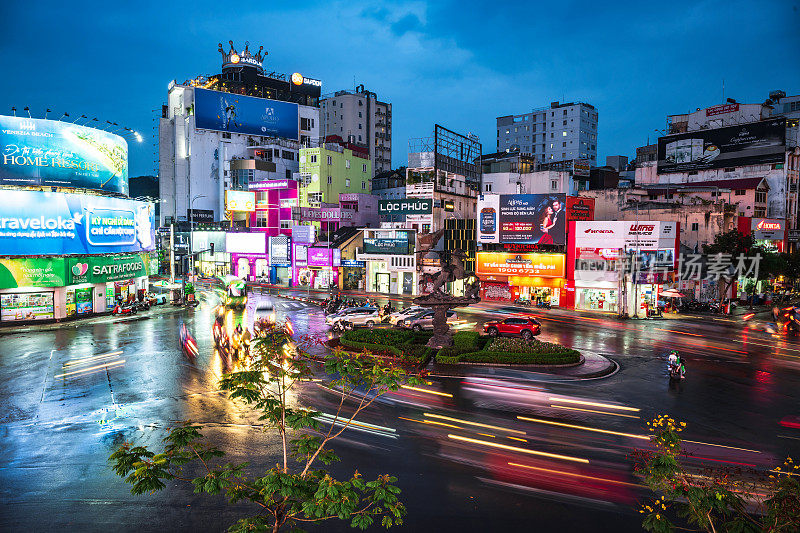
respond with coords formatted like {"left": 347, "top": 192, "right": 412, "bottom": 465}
{"left": 654, "top": 328, "right": 704, "bottom": 337}
{"left": 400, "top": 385, "right": 453, "bottom": 397}
{"left": 682, "top": 440, "right": 762, "bottom": 454}
{"left": 547, "top": 398, "right": 640, "bottom": 412}
{"left": 517, "top": 416, "right": 649, "bottom": 440}
{"left": 63, "top": 351, "right": 123, "bottom": 367}
{"left": 447, "top": 434, "right": 589, "bottom": 464}
{"left": 398, "top": 416, "right": 463, "bottom": 430}
{"left": 549, "top": 404, "right": 639, "bottom": 419}
{"left": 55, "top": 360, "right": 126, "bottom": 379}
{"left": 424, "top": 413, "right": 527, "bottom": 434}
{"left": 507, "top": 462, "right": 643, "bottom": 487}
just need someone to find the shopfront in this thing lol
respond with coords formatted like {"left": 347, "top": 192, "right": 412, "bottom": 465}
{"left": 341, "top": 260, "right": 366, "bottom": 291}
{"left": 568, "top": 221, "right": 679, "bottom": 317}
{"left": 67, "top": 254, "right": 152, "bottom": 311}
{"left": 269, "top": 235, "right": 292, "bottom": 286}
{"left": 476, "top": 252, "right": 566, "bottom": 306}
{"left": 306, "top": 247, "right": 340, "bottom": 290}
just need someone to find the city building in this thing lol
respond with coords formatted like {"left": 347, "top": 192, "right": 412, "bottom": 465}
{"left": 158, "top": 42, "right": 322, "bottom": 226}
{"left": 0, "top": 115, "right": 156, "bottom": 323}
{"left": 496, "top": 101, "right": 598, "bottom": 166}
{"left": 321, "top": 85, "right": 392, "bottom": 176}
{"left": 356, "top": 228, "right": 417, "bottom": 295}
{"left": 297, "top": 141, "right": 372, "bottom": 207}
{"left": 372, "top": 167, "right": 407, "bottom": 225}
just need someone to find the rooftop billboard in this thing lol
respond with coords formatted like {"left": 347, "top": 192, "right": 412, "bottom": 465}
{"left": 657, "top": 118, "right": 785, "bottom": 174}
{"left": 194, "top": 88, "right": 299, "bottom": 140}
{"left": 477, "top": 194, "right": 567, "bottom": 245}
{"left": 0, "top": 116, "right": 128, "bottom": 194}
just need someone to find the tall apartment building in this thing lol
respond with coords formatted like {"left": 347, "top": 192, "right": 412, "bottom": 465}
{"left": 496, "top": 101, "right": 598, "bottom": 166}
{"left": 320, "top": 85, "right": 392, "bottom": 176}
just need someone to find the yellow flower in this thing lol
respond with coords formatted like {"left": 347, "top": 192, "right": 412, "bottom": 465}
{"left": 656, "top": 514, "right": 661, "bottom": 519}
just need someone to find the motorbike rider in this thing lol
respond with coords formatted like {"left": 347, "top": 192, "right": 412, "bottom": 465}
{"left": 667, "top": 350, "right": 686, "bottom": 379}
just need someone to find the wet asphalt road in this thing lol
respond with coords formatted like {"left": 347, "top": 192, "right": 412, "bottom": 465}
{"left": 1, "top": 292, "right": 799, "bottom": 532}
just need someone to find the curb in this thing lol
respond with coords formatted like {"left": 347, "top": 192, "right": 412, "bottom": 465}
{"left": 0, "top": 306, "right": 188, "bottom": 336}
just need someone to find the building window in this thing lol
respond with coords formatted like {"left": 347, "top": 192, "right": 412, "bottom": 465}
{"left": 734, "top": 189, "right": 746, "bottom": 196}
{"left": 754, "top": 208, "right": 766, "bottom": 217}
{"left": 362, "top": 163, "right": 367, "bottom": 172}
{"left": 345, "top": 178, "right": 351, "bottom": 187}
{"left": 327, "top": 176, "right": 332, "bottom": 185}
{"left": 358, "top": 135, "right": 362, "bottom": 141}
{"left": 345, "top": 159, "right": 351, "bottom": 169}
{"left": 327, "top": 155, "right": 332, "bottom": 165}
{"left": 358, "top": 111, "right": 362, "bottom": 118}
{"left": 485, "top": 183, "right": 492, "bottom": 192}
{"left": 285, "top": 169, "right": 292, "bottom": 180}
{"left": 562, "top": 131, "right": 567, "bottom": 137}
{"left": 691, "top": 222, "right": 699, "bottom": 231}
{"left": 310, "top": 154, "right": 317, "bottom": 163}
{"left": 563, "top": 120, "right": 567, "bottom": 126}
{"left": 755, "top": 190, "right": 767, "bottom": 203}
{"left": 562, "top": 142, "right": 567, "bottom": 147}
{"left": 551, "top": 180, "right": 558, "bottom": 190}
{"left": 280, "top": 220, "right": 291, "bottom": 229}
{"left": 361, "top": 181, "right": 366, "bottom": 190}
{"left": 256, "top": 211, "right": 268, "bottom": 227}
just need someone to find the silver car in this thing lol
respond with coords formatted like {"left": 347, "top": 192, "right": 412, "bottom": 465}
{"left": 398, "top": 310, "right": 457, "bottom": 331}
{"left": 326, "top": 307, "right": 381, "bottom": 328}
{"left": 387, "top": 306, "right": 426, "bottom": 325}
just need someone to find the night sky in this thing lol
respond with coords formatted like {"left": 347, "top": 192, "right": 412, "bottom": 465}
{"left": 2, "top": 0, "right": 798, "bottom": 177}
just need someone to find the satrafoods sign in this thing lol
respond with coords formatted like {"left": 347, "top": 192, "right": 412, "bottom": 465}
{"left": 66, "top": 254, "right": 149, "bottom": 284}
{"left": 378, "top": 199, "right": 433, "bottom": 215}
{"left": 575, "top": 221, "right": 677, "bottom": 249}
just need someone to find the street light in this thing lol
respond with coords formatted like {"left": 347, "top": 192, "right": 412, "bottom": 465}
{"left": 189, "top": 195, "right": 207, "bottom": 288}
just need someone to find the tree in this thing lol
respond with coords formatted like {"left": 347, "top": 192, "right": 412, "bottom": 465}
{"left": 701, "top": 230, "right": 779, "bottom": 302}
{"left": 110, "top": 320, "right": 423, "bottom": 532}
{"left": 633, "top": 415, "right": 800, "bottom": 532}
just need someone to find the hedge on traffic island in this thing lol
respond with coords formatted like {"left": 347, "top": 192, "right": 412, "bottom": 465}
{"left": 339, "top": 330, "right": 580, "bottom": 366}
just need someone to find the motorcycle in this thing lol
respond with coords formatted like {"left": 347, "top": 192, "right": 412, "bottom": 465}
{"left": 332, "top": 320, "right": 353, "bottom": 335}
{"left": 179, "top": 322, "right": 198, "bottom": 363}
{"left": 536, "top": 300, "right": 552, "bottom": 310}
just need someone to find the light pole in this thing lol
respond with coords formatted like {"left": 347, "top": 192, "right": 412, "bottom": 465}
{"left": 189, "top": 195, "right": 207, "bottom": 292}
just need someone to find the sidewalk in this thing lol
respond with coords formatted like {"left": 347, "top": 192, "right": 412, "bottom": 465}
{"left": 0, "top": 304, "right": 189, "bottom": 336}
{"left": 430, "top": 351, "right": 618, "bottom": 380}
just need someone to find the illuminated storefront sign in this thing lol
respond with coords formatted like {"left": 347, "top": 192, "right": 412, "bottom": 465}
{"left": 0, "top": 190, "right": 154, "bottom": 256}
{"left": 0, "top": 116, "right": 128, "bottom": 194}
{"left": 0, "top": 258, "right": 66, "bottom": 289}
{"left": 378, "top": 199, "right": 433, "bottom": 215}
{"left": 751, "top": 218, "right": 784, "bottom": 241}
{"left": 225, "top": 190, "right": 256, "bottom": 211}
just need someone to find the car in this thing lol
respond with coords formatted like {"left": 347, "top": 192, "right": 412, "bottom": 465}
{"left": 325, "top": 307, "right": 381, "bottom": 328}
{"left": 483, "top": 316, "right": 541, "bottom": 340}
{"left": 387, "top": 306, "right": 426, "bottom": 325}
{"left": 399, "top": 310, "right": 457, "bottom": 331}
{"left": 148, "top": 293, "right": 168, "bottom": 305}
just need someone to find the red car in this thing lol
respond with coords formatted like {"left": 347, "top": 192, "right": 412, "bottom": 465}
{"left": 483, "top": 316, "right": 541, "bottom": 340}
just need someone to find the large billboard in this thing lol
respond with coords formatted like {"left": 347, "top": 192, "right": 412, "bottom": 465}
{"left": 0, "top": 116, "right": 128, "bottom": 194}
{"left": 574, "top": 221, "right": 678, "bottom": 250}
{"left": 477, "top": 194, "right": 567, "bottom": 245}
{"left": 364, "top": 237, "right": 409, "bottom": 255}
{"left": 0, "top": 190, "right": 154, "bottom": 256}
{"left": 566, "top": 196, "right": 595, "bottom": 221}
{"left": 194, "top": 88, "right": 299, "bottom": 140}
{"left": 476, "top": 252, "right": 565, "bottom": 278}
{"left": 657, "top": 118, "right": 786, "bottom": 174}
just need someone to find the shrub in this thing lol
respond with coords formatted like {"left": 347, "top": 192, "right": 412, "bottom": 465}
{"left": 453, "top": 331, "right": 480, "bottom": 350}
{"left": 487, "top": 337, "right": 577, "bottom": 356}
{"left": 342, "top": 329, "right": 413, "bottom": 346}
{"left": 338, "top": 338, "right": 403, "bottom": 357}
{"left": 459, "top": 351, "right": 580, "bottom": 365}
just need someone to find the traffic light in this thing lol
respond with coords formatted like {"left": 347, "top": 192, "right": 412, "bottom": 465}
{"left": 209, "top": 242, "right": 215, "bottom": 254}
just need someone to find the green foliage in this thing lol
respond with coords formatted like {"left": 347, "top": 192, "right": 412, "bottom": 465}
{"left": 436, "top": 336, "right": 580, "bottom": 365}
{"left": 110, "top": 320, "right": 422, "bottom": 532}
{"left": 452, "top": 331, "right": 480, "bottom": 350}
{"left": 341, "top": 329, "right": 414, "bottom": 346}
{"left": 338, "top": 337, "right": 403, "bottom": 357}
{"left": 634, "top": 415, "right": 800, "bottom": 533}
{"left": 339, "top": 329, "right": 433, "bottom": 363}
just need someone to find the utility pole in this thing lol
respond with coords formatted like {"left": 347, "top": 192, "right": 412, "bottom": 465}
{"left": 169, "top": 223, "right": 175, "bottom": 302}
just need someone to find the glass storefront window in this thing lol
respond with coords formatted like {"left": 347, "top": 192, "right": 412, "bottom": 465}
{"left": 577, "top": 288, "right": 617, "bottom": 312}
{"left": 0, "top": 292, "right": 55, "bottom": 322}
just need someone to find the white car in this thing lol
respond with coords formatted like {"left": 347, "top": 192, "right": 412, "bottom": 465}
{"left": 398, "top": 310, "right": 458, "bottom": 331}
{"left": 387, "top": 306, "right": 426, "bottom": 325}
{"left": 326, "top": 307, "right": 381, "bottom": 328}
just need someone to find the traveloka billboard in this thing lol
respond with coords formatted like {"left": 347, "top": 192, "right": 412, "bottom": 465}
{"left": 0, "top": 116, "right": 128, "bottom": 194}
{"left": 0, "top": 190, "right": 155, "bottom": 256}
{"left": 194, "top": 88, "right": 299, "bottom": 140}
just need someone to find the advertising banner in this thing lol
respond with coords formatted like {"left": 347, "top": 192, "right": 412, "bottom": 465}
{"left": 566, "top": 196, "right": 595, "bottom": 221}
{"left": 477, "top": 193, "right": 567, "bottom": 244}
{"left": 293, "top": 244, "right": 308, "bottom": 267}
{"left": 291, "top": 224, "right": 315, "bottom": 244}
{"left": 364, "top": 238, "right": 408, "bottom": 255}
{"left": 751, "top": 218, "right": 785, "bottom": 241}
{"left": 657, "top": 118, "right": 786, "bottom": 174}
{"left": 66, "top": 253, "right": 149, "bottom": 284}
{"left": 476, "top": 252, "right": 565, "bottom": 278}
{"left": 226, "top": 232, "right": 266, "bottom": 254}
{"left": 575, "top": 221, "right": 678, "bottom": 250}
{"left": 194, "top": 88, "right": 299, "bottom": 140}
{"left": 1, "top": 292, "right": 54, "bottom": 322}
{"left": 0, "top": 190, "right": 154, "bottom": 256}
{"left": 192, "top": 231, "right": 226, "bottom": 253}
{"left": 0, "top": 258, "right": 66, "bottom": 289}
{"left": 225, "top": 190, "right": 256, "bottom": 212}
{"left": 308, "top": 248, "right": 333, "bottom": 267}
{"left": 379, "top": 199, "right": 433, "bottom": 215}
{"left": 269, "top": 235, "right": 291, "bottom": 265}
{"left": 0, "top": 116, "right": 128, "bottom": 194}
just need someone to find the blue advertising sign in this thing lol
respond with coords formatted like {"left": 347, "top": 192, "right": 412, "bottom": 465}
{"left": 194, "top": 88, "right": 299, "bottom": 140}
{"left": 364, "top": 238, "right": 409, "bottom": 255}
{"left": 0, "top": 190, "right": 155, "bottom": 256}
{"left": 0, "top": 116, "right": 128, "bottom": 194}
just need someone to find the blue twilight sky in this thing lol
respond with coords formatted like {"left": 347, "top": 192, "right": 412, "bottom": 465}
{"left": 2, "top": 0, "right": 799, "bottom": 177}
